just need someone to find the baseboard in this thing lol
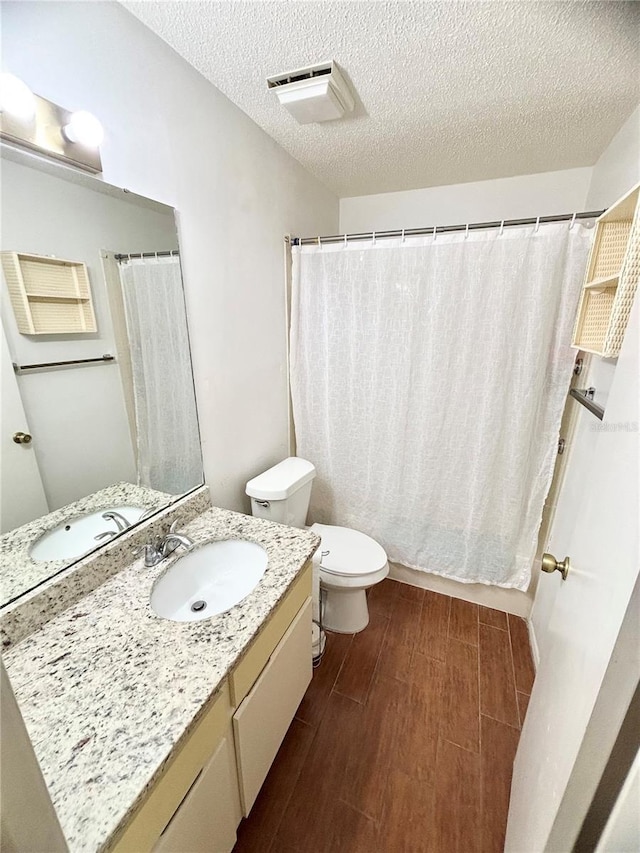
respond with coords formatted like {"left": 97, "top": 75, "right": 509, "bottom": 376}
{"left": 527, "top": 616, "right": 540, "bottom": 668}
{"left": 388, "top": 562, "right": 533, "bottom": 619}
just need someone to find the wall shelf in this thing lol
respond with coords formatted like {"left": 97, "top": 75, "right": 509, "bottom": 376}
{"left": 572, "top": 184, "right": 640, "bottom": 357}
{"left": 1, "top": 251, "right": 97, "bottom": 335}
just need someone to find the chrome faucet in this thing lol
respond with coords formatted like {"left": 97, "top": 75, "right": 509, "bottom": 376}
{"left": 161, "top": 532, "right": 195, "bottom": 556}
{"left": 135, "top": 519, "right": 194, "bottom": 568}
{"left": 94, "top": 529, "right": 118, "bottom": 542}
{"left": 102, "top": 510, "right": 132, "bottom": 532}
{"left": 95, "top": 507, "right": 158, "bottom": 542}
{"left": 138, "top": 506, "right": 159, "bottom": 523}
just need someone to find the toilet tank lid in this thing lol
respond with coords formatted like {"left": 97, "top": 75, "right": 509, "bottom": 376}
{"left": 246, "top": 457, "right": 316, "bottom": 500}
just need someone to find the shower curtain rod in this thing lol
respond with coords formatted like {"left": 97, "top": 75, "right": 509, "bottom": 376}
{"left": 114, "top": 250, "right": 180, "bottom": 261}
{"left": 290, "top": 210, "right": 605, "bottom": 246}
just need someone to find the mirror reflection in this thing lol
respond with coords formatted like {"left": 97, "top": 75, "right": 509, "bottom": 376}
{"left": 0, "top": 152, "right": 203, "bottom": 606}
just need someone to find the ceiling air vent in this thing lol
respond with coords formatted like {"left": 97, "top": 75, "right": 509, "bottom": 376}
{"left": 266, "top": 61, "right": 355, "bottom": 124}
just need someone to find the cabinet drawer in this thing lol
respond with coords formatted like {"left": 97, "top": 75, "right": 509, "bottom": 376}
{"left": 112, "top": 682, "right": 232, "bottom": 853}
{"left": 230, "top": 562, "right": 312, "bottom": 706}
{"left": 153, "top": 729, "right": 240, "bottom": 853}
{"left": 233, "top": 598, "right": 312, "bottom": 815}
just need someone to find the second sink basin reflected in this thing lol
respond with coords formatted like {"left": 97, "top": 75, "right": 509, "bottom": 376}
{"left": 30, "top": 506, "right": 147, "bottom": 562}
{"left": 150, "top": 540, "right": 268, "bottom": 622}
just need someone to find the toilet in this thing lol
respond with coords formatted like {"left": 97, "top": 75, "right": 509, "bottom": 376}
{"left": 246, "top": 457, "right": 389, "bottom": 634}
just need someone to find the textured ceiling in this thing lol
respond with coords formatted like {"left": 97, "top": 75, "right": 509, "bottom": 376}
{"left": 124, "top": 1, "right": 640, "bottom": 197}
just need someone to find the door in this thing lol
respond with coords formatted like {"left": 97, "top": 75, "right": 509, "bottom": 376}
{"left": 0, "top": 323, "right": 48, "bottom": 533}
{"left": 505, "top": 297, "right": 640, "bottom": 850}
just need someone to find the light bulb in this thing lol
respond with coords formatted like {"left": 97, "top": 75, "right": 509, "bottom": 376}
{"left": 63, "top": 110, "right": 104, "bottom": 147}
{"left": 0, "top": 73, "right": 36, "bottom": 122}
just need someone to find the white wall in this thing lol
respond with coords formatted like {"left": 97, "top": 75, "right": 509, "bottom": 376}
{"left": 586, "top": 106, "right": 640, "bottom": 210}
{"left": 339, "top": 167, "right": 593, "bottom": 233}
{"left": 531, "top": 105, "right": 640, "bottom": 650}
{"left": 1, "top": 157, "right": 178, "bottom": 511}
{"left": 2, "top": 1, "right": 339, "bottom": 512}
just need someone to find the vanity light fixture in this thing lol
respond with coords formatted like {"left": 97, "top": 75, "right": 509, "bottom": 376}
{"left": 0, "top": 74, "right": 103, "bottom": 173}
{"left": 0, "top": 73, "right": 36, "bottom": 122}
{"left": 62, "top": 110, "right": 104, "bottom": 148}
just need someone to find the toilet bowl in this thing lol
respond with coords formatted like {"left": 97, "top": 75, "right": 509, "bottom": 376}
{"left": 310, "top": 523, "right": 389, "bottom": 633}
{"left": 246, "top": 457, "right": 389, "bottom": 634}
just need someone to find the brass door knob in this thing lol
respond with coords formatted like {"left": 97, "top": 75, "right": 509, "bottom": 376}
{"left": 13, "top": 431, "right": 32, "bottom": 445}
{"left": 541, "top": 552, "right": 570, "bottom": 581}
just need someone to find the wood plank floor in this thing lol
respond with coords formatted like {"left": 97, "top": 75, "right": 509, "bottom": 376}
{"left": 233, "top": 580, "right": 535, "bottom": 853}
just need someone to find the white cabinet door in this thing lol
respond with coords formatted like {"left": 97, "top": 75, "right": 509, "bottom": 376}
{"left": 154, "top": 731, "right": 241, "bottom": 853}
{"left": 233, "top": 598, "right": 312, "bottom": 816}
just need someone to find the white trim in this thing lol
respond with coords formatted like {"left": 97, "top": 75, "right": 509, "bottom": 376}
{"left": 388, "top": 562, "right": 532, "bottom": 618}
{"left": 283, "top": 237, "right": 295, "bottom": 456}
{"left": 527, "top": 616, "right": 540, "bottom": 668}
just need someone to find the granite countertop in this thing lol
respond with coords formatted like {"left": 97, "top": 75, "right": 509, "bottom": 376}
{"left": 3, "top": 506, "right": 319, "bottom": 853}
{"left": 0, "top": 482, "right": 172, "bottom": 607}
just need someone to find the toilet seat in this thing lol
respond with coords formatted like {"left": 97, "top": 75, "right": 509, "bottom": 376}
{"left": 310, "top": 523, "right": 388, "bottom": 580}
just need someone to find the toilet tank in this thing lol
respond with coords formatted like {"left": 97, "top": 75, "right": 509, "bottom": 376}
{"left": 246, "top": 457, "right": 316, "bottom": 529}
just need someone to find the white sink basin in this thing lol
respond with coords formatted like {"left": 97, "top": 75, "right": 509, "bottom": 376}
{"left": 150, "top": 540, "right": 268, "bottom": 622}
{"left": 30, "top": 506, "right": 147, "bottom": 562}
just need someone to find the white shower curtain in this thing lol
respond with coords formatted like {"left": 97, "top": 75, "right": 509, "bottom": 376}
{"left": 290, "top": 224, "right": 591, "bottom": 590}
{"left": 119, "top": 256, "right": 202, "bottom": 495}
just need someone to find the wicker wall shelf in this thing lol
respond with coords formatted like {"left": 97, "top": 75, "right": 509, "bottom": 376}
{"left": 1, "top": 251, "right": 97, "bottom": 335}
{"left": 572, "top": 184, "right": 640, "bottom": 357}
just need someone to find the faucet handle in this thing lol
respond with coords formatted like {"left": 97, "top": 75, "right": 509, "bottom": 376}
{"left": 133, "top": 540, "right": 162, "bottom": 568}
{"left": 138, "top": 507, "right": 157, "bottom": 522}
{"left": 132, "top": 543, "right": 149, "bottom": 559}
{"left": 169, "top": 518, "right": 184, "bottom": 535}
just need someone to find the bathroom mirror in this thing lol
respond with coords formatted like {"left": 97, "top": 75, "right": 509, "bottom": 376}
{"left": 0, "top": 147, "right": 203, "bottom": 607}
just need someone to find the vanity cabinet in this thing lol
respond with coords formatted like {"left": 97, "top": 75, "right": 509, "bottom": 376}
{"left": 111, "top": 562, "right": 312, "bottom": 853}
{"left": 112, "top": 682, "right": 239, "bottom": 853}
{"left": 229, "top": 564, "right": 312, "bottom": 707}
{"left": 154, "top": 734, "right": 239, "bottom": 853}
{"left": 233, "top": 597, "right": 312, "bottom": 814}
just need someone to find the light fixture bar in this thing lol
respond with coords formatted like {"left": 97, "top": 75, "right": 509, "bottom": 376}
{"left": 0, "top": 91, "right": 102, "bottom": 174}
